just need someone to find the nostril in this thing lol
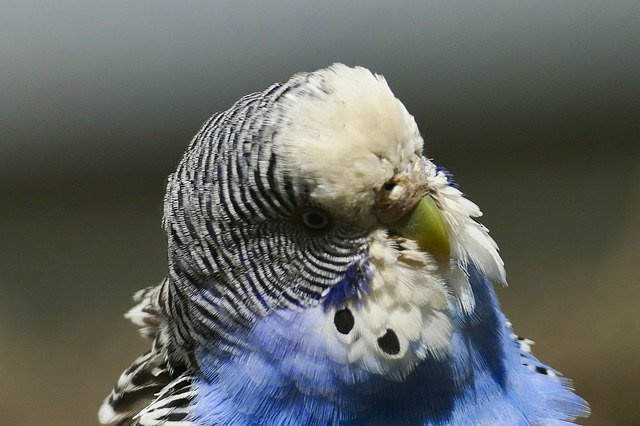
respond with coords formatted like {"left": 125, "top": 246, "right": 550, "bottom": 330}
{"left": 383, "top": 182, "right": 396, "bottom": 191}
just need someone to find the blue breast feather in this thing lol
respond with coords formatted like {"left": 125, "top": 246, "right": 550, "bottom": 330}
{"left": 189, "top": 264, "right": 588, "bottom": 425}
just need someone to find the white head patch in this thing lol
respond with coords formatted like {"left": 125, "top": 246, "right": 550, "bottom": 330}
{"left": 273, "top": 64, "right": 423, "bottom": 223}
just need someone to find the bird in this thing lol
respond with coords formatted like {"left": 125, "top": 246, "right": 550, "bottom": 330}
{"left": 99, "top": 64, "right": 589, "bottom": 425}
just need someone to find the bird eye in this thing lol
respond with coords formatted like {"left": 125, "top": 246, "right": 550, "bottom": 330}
{"left": 301, "top": 209, "right": 330, "bottom": 230}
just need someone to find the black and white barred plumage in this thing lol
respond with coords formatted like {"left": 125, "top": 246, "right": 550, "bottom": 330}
{"left": 101, "top": 67, "right": 379, "bottom": 425}
{"left": 162, "top": 79, "right": 372, "bottom": 351}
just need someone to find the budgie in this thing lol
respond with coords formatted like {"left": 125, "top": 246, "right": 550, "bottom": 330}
{"left": 99, "top": 64, "right": 589, "bottom": 425}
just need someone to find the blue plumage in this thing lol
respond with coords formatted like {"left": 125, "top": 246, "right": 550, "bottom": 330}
{"left": 188, "top": 263, "right": 588, "bottom": 425}
{"left": 322, "top": 261, "right": 371, "bottom": 311}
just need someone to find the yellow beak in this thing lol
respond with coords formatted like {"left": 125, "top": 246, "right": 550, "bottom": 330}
{"left": 387, "top": 194, "right": 451, "bottom": 264}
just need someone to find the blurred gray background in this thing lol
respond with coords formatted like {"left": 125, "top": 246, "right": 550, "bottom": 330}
{"left": 1, "top": 1, "right": 638, "bottom": 424}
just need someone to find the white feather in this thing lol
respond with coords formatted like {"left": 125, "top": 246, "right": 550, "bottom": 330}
{"left": 319, "top": 231, "right": 452, "bottom": 378}
{"left": 274, "top": 64, "right": 423, "bottom": 224}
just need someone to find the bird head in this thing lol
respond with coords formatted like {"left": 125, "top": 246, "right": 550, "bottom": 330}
{"left": 162, "top": 64, "right": 505, "bottom": 371}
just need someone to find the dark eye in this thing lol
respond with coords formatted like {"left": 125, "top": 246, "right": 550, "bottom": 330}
{"left": 301, "top": 209, "right": 330, "bottom": 230}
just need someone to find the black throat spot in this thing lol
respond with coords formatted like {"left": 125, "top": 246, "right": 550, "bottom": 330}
{"left": 377, "top": 328, "right": 401, "bottom": 355}
{"left": 334, "top": 308, "right": 355, "bottom": 335}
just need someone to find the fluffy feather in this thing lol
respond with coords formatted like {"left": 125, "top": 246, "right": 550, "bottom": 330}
{"left": 274, "top": 64, "right": 423, "bottom": 224}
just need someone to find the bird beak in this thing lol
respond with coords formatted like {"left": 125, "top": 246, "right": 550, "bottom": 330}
{"left": 374, "top": 157, "right": 451, "bottom": 264}
{"left": 386, "top": 194, "right": 451, "bottom": 264}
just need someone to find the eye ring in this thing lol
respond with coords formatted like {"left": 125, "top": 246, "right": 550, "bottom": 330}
{"left": 300, "top": 209, "right": 330, "bottom": 230}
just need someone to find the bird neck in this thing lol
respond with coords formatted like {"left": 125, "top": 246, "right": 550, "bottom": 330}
{"left": 189, "top": 264, "right": 521, "bottom": 424}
